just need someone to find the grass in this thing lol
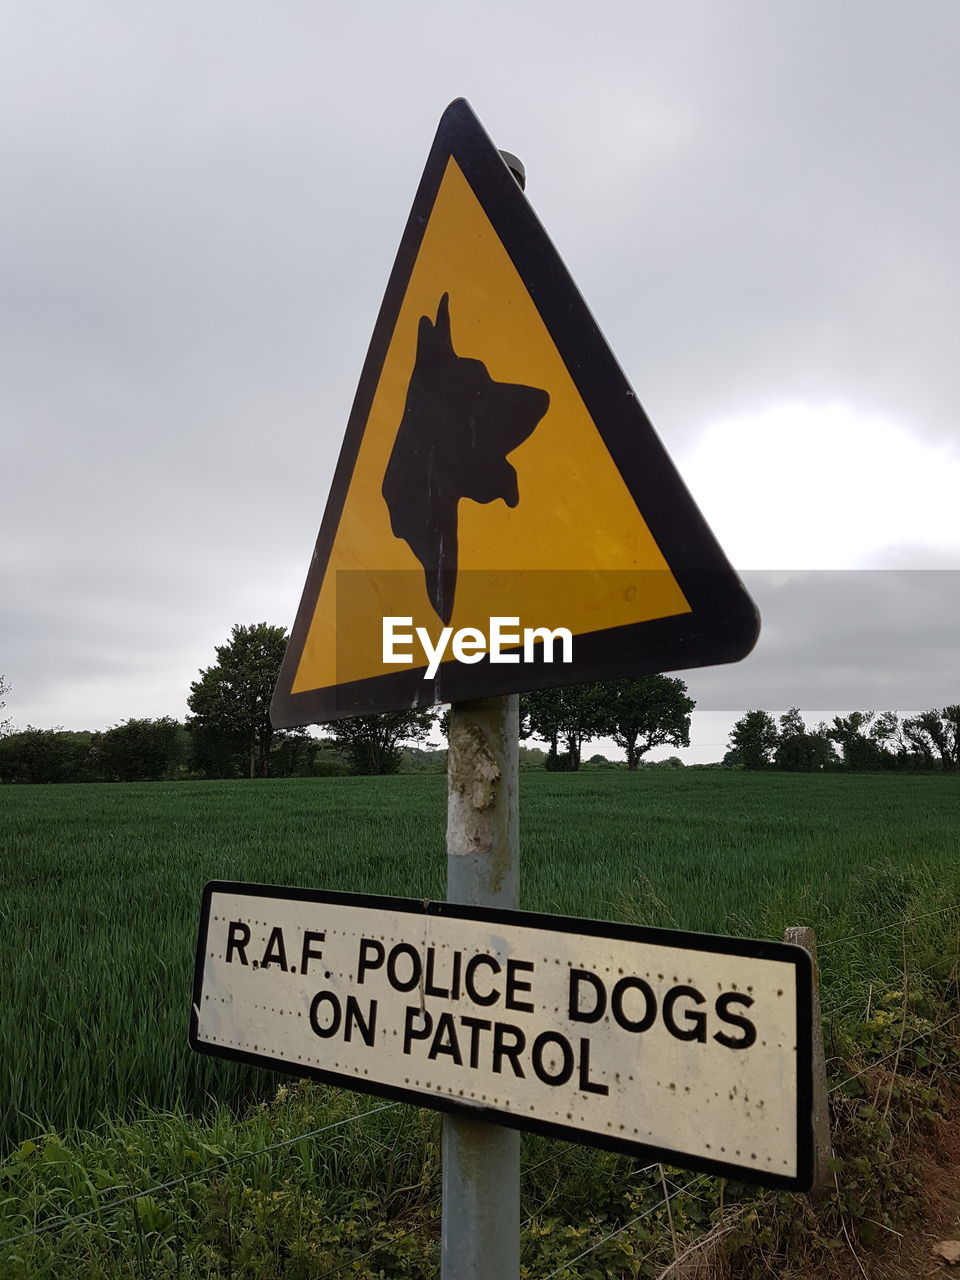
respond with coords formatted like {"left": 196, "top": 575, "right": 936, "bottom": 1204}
{"left": 2, "top": 770, "right": 958, "bottom": 1152}
{"left": 0, "top": 1081, "right": 719, "bottom": 1278}
{"left": 1, "top": 769, "right": 959, "bottom": 1275}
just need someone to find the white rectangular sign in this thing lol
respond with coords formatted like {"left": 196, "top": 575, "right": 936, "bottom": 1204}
{"left": 190, "top": 883, "right": 813, "bottom": 1189}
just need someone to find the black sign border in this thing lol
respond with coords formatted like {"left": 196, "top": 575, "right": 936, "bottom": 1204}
{"left": 190, "top": 881, "right": 813, "bottom": 1192}
{"left": 270, "top": 97, "right": 759, "bottom": 727}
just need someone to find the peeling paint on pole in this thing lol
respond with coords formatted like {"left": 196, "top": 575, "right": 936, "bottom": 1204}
{"left": 448, "top": 723, "right": 501, "bottom": 813}
{"left": 445, "top": 697, "right": 518, "bottom": 900}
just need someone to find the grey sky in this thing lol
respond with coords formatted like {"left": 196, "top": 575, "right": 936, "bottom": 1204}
{"left": 2, "top": 2, "right": 957, "bottom": 758}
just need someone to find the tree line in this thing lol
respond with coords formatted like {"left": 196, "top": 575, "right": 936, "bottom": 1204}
{"left": 727, "top": 706, "right": 960, "bottom": 771}
{"left": 1, "top": 626, "right": 956, "bottom": 782}
{"left": 0, "top": 626, "right": 694, "bottom": 783}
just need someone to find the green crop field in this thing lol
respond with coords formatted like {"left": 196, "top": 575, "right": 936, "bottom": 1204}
{"left": 3, "top": 770, "right": 959, "bottom": 1155}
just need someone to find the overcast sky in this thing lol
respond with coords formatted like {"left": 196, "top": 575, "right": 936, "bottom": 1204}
{"left": 2, "top": 2, "right": 957, "bottom": 762}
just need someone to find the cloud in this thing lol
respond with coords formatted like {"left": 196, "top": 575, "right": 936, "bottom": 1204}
{"left": 686, "top": 570, "right": 959, "bottom": 713}
{"left": 680, "top": 404, "right": 960, "bottom": 570}
{"left": 2, "top": 2, "right": 958, "bottom": 736}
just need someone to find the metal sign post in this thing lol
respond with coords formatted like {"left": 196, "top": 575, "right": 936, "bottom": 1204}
{"left": 210, "top": 95, "right": 780, "bottom": 1279}
{"left": 443, "top": 695, "right": 520, "bottom": 1279}
{"left": 442, "top": 150, "right": 525, "bottom": 1277}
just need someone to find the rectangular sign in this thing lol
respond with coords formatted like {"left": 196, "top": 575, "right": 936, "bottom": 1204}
{"left": 190, "top": 883, "right": 813, "bottom": 1190}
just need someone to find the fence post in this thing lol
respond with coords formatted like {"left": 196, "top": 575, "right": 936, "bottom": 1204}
{"left": 784, "top": 926, "right": 832, "bottom": 1196}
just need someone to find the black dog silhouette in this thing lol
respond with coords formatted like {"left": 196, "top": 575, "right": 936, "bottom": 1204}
{"left": 382, "top": 293, "right": 549, "bottom": 624}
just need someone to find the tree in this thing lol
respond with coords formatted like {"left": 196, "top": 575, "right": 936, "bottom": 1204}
{"left": 773, "top": 707, "right": 837, "bottom": 772}
{"left": 519, "top": 688, "right": 564, "bottom": 761}
{"left": 518, "top": 745, "right": 548, "bottom": 770}
{"left": 325, "top": 709, "right": 436, "bottom": 775}
{"left": 187, "top": 623, "right": 289, "bottom": 778}
{"left": 400, "top": 744, "right": 448, "bottom": 773}
{"left": 901, "top": 707, "right": 960, "bottom": 771}
{"left": 944, "top": 706, "right": 960, "bottom": 769}
{"left": 652, "top": 754, "right": 684, "bottom": 769}
{"left": 0, "top": 728, "right": 93, "bottom": 784}
{"left": 0, "top": 674, "right": 11, "bottom": 736}
{"left": 728, "top": 710, "right": 778, "bottom": 770}
{"left": 269, "top": 729, "right": 325, "bottom": 778}
{"left": 597, "top": 675, "right": 694, "bottom": 770}
{"left": 828, "top": 711, "right": 887, "bottom": 770}
{"left": 90, "top": 717, "right": 187, "bottom": 782}
{"left": 808, "top": 720, "right": 839, "bottom": 771}
{"left": 520, "top": 684, "right": 608, "bottom": 770}
{"left": 869, "top": 710, "right": 907, "bottom": 767}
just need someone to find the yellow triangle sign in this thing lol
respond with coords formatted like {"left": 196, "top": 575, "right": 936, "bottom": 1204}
{"left": 272, "top": 99, "right": 758, "bottom": 726}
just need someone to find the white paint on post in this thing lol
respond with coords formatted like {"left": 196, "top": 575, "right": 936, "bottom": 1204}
{"left": 443, "top": 695, "right": 520, "bottom": 1280}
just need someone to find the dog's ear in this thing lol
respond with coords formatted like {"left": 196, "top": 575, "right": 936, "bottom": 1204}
{"left": 414, "top": 293, "right": 453, "bottom": 356}
{"left": 416, "top": 311, "right": 435, "bottom": 350}
{"left": 434, "top": 293, "right": 453, "bottom": 348}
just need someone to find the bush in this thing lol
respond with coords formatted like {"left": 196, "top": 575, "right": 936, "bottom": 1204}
{"left": 90, "top": 718, "right": 187, "bottom": 782}
{"left": 0, "top": 729, "right": 93, "bottom": 784}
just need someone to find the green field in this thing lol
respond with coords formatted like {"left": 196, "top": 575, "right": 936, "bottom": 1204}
{"left": 3, "top": 770, "right": 959, "bottom": 1154}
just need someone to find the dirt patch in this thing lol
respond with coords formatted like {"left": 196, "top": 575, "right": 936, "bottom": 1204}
{"left": 805, "top": 1096, "right": 960, "bottom": 1280}
{"left": 660, "top": 1091, "right": 960, "bottom": 1280}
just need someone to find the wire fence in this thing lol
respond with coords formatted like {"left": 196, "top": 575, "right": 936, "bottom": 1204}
{"left": 0, "top": 1102, "right": 402, "bottom": 1251}
{"left": 828, "top": 1010, "right": 960, "bottom": 1093}
{"left": 314, "top": 1210, "right": 439, "bottom": 1280}
{"left": 0, "top": 1107, "right": 701, "bottom": 1278}
{"left": 813, "top": 903, "right": 960, "bottom": 1090}
{"left": 821, "top": 950, "right": 960, "bottom": 1021}
{"left": 817, "top": 901, "right": 960, "bottom": 950}
{"left": 0, "top": 1111, "right": 659, "bottom": 1259}
{"left": 310, "top": 1148, "right": 639, "bottom": 1280}
{"left": 540, "top": 1173, "right": 703, "bottom": 1279}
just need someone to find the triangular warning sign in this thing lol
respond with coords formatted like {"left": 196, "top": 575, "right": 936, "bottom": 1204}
{"left": 271, "top": 99, "right": 758, "bottom": 727}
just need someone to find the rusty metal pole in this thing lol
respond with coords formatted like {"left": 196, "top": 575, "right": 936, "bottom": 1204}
{"left": 442, "top": 694, "right": 520, "bottom": 1279}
